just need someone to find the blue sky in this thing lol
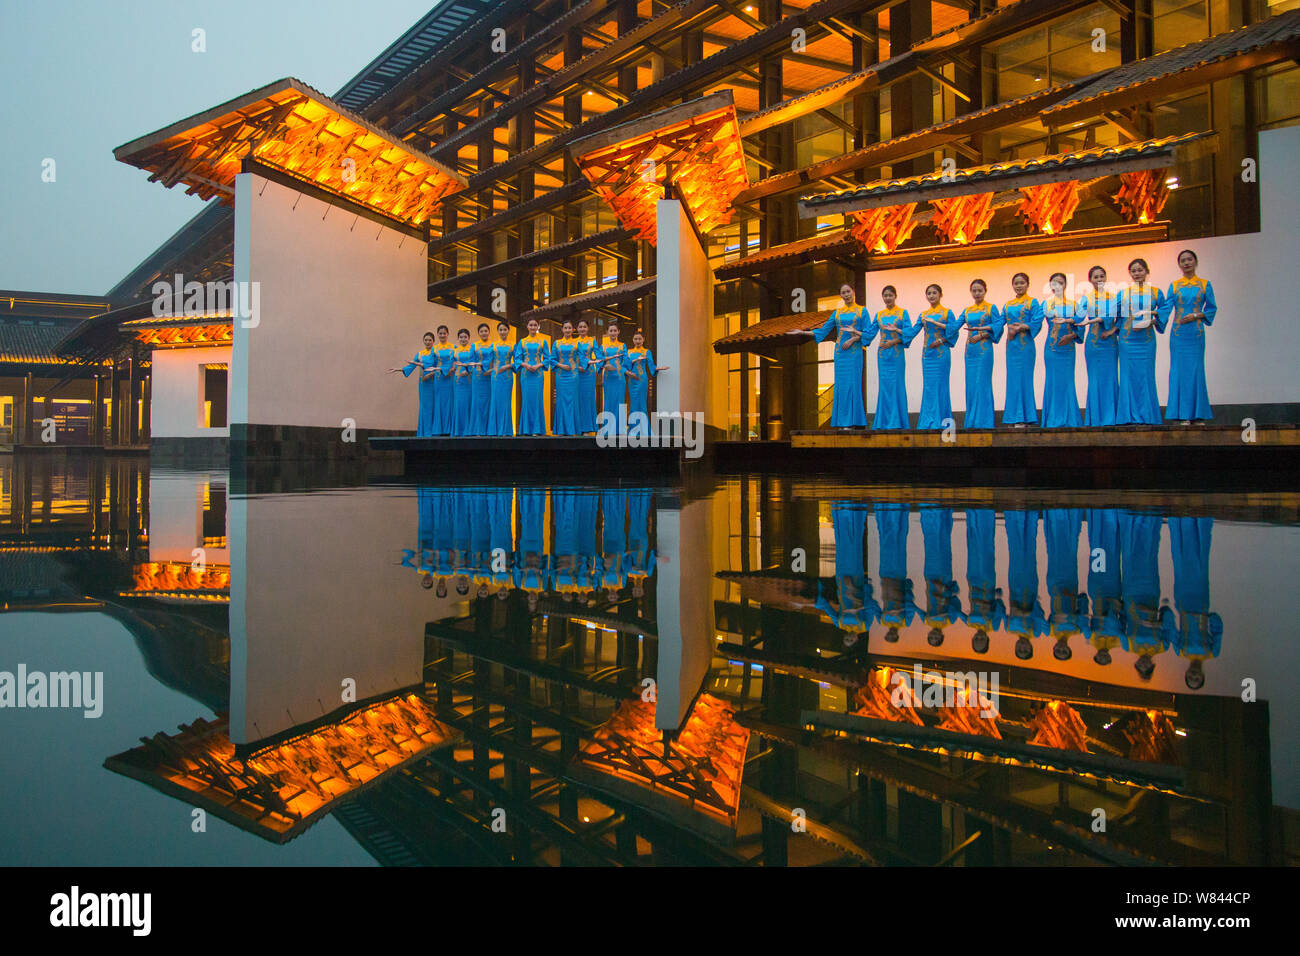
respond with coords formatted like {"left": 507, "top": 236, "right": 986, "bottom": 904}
{"left": 0, "top": 0, "right": 438, "bottom": 296}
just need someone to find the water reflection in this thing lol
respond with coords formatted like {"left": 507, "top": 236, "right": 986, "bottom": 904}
{"left": 1, "top": 454, "right": 1296, "bottom": 866}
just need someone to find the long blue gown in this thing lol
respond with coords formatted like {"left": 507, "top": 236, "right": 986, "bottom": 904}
{"left": 1078, "top": 289, "right": 1121, "bottom": 426}
{"left": 1005, "top": 509, "right": 1047, "bottom": 658}
{"left": 1086, "top": 507, "right": 1124, "bottom": 662}
{"left": 551, "top": 337, "right": 583, "bottom": 435}
{"left": 872, "top": 307, "right": 917, "bottom": 430}
{"left": 816, "top": 501, "right": 872, "bottom": 634}
{"left": 813, "top": 305, "right": 873, "bottom": 428}
{"left": 921, "top": 504, "right": 963, "bottom": 640}
{"left": 626, "top": 346, "right": 658, "bottom": 438}
{"left": 1002, "top": 295, "right": 1043, "bottom": 425}
{"left": 514, "top": 334, "right": 551, "bottom": 435}
{"left": 486, "top": 340, "right": 516, "bottom": 436}
{"left": 965, "top": 508, "right": 1005, "bottom": 638}
{"left": 576, "top": 335, "right": 598, "bottom": 434}
{"left": 1119, "top": 510, "right": 1174, "bottom": 674}
{"left": 401, "top": 347, "right": 437, "bottom": 437}
{"left": 1116, "top": 282, "right": 1167, "bottom": 425}
{"left": 875, "top": 502, "right": 917, "bottom": 633}
{"left": 1162, "top": 276, "right": 1217, "bottom": 421}
{"left": 916, "top": 306, "right": 959, "bottom": 430}
{"left": 514, "top": 487, "right": 550, "bottom": 593}
{"left": 959, "top": 302, "right": 1004, "bottom": 429}
{"left": 1041, "top": 296, "right": 1082, "bottom": 428}
{"left": 452, "top": 344, "right": 475, "bottom": 436}
{"left": 470, "top": 339, "right": 493, "bottom": 436}
{"left": 600, "top": 490, "right": 627, "bottom": 593}
{"left": 430, "top": 342, "right": 457, "bottom": 436}
{"left": 625, "top": 489, "right": 655, "bottom": 589}
{"left": 600, "top": 340, "right": 629, "bottom": 432}
{"left": 488, "top": 487, "right": 515, "bottom": 588}
{"left": 552, "top": 489, "right": 582, "bottom": 594}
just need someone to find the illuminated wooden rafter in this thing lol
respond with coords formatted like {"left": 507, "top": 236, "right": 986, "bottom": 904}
{"left": 848, "top": 203, "right": 918, "bottom": 254}
{"left": 1016, "top": 180, "right": 1081, "bottom": 235}
{"left": 114, "top": 78, "right": 466, "bottom": 228}
{"left": 572, "top": 693, "right": 749, "bottom": 834}
{"left": 105, "top": 693, "right": 459, "bottom": 843}
{"left": 852, "top": 668, "right": 923, "bottom": 725}
{"left": 1117, "top": 169, "right": 1172, "bottom": 225}
{"left": 930, "top": 192, "right": 996, "bottom": 245}
{"left": 569, "top": 91, "right": 749, "bottom": 245}
{"left": 1027, "top": 700, "right": 1090, "bottom": 753}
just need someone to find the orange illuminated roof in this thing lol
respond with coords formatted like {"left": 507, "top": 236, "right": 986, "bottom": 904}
{"left": 114, "top": 77, "right": 466, "bottom": 228}
{"left": 569, "top": 91, "right": 750, "bottom": 245}
{"left": 105, "top": 693, "right": 459, "bottom": 843}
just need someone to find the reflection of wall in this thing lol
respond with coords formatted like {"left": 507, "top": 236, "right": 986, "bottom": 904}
{"left": 150, "top": 347, "right": 231, "bottom": 438}
{"left": 148, "top": 470, "right": 229, "bottom": 566}
{"left": 231, "top": 172, "right": 464, "bottom": 433}
{"left": 229, "top": 488, "right": 455, "bottom": 744}
{"left": 861, "top": 125, "right": 1300, "bottom": 421}
{"left": 656, "top": 199, "right": 723, "bottom": 437}
{"left": 654, "top": 497, "right": 713, "bottom": 731}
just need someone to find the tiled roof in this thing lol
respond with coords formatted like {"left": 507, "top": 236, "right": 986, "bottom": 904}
{"left": 0, "top": 321, "right": 80, "bottom": 364}
{"left": 713, "top": 310, "right": 831, "bottom": 355}
{"left": 714, "top": 229, "right": 856, "bottom": 280}
{"left": 1042, "top": 9, "right": 1300, "bottom": 121}
{"left": 799, "top": 131, "right": 1215, "bottom": 212}
{"left": 521, "top": 277, "right": 657, "bottom": 320}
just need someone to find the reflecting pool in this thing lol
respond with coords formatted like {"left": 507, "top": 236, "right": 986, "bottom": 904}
{"left": 2, "top": 455, "right": 1296, "bottom": 865}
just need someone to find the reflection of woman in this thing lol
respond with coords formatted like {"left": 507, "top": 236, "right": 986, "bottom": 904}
{"left": 514, "top": 318, "right": 551, "bottom": 436}
{"left": 488, "top": 486, "right": 515, "bottom": 590}
{"left": 875, "top": 502, "right": 917, "bottom": 642}
{"left": 872, "top": 285, "right": 917, "bottom": 430}
{"left": 815, "top": 501, "right": 874, "bottom": 637}
{"left": 551, "top": 321, "right": 584, "bottom": 436}
{"left": 514, "top": 487, "right": 550, "bottom": 600}
{"left": 1077, "top": 265, "right": 1121, "bottom": 427}
{"left": 624, "top": 489, "right": 655, "bottom": 598}
{"left": 920, "top": 504, "right": 963, "bottom": 647}
{"left": 1169, "top": 516, "right": 1221, "bottom": 690}
{"left": 1119, "top": 510, "right": 1174, "bottom": 681}
{"left": 487, "top": 321, "right": 516, "bottom": 437}
{"left": 389, "top": 331, "right": 437, "bottom": 436}
{"left": 1041, "top": 273, "right": 1082, "bottom": 428}
{"left": 1004, "top": 509, "right": 1046, "bottom": 660}
{"left": 1044, "top": 507, "right": 1085, "bottom": 661}
{"left": 964, "top": 508, "right": 1003, "bottom": 655}
{"left": 1086, "top": 507, "right": 1124, "bottom": 665}
{"left": 1002, "top": 273, "right": 1043, "bottom": 427}
{"left": 1162, "top": 249, "right": 1217, "bottom": 423}
{"left": 626, "top": 329, "right": 670, "bottom": 437}
{"left": 916, "top": 284, "right": 960, "bottom": 430}
{"left": 797, "top": 283, "right": 872, "bottom": 428}
{"left": 959, "top": 279, "right": 1003, "bottom": 430}
{"left": 600, "top": 490, "right": 628, "bottom": 596}
{"left": 1116, "top": 257, "right": 1167, "bottom": 425}
{"left": 430, "top": 326, "right": 456, "bottom": 436}
{"left": 575, "top": 320, "right": 599, "bottom": 435}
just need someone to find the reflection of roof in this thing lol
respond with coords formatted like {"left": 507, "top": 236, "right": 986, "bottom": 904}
{"left": 713, "top": 310, "right": 831, "bottom": 355}
{"left": 1042, "top": 9, "right": 1300, "bottom": 125}
{"left": 105, "top": 694, "right": 459, "bottom": 843}
{"left": 800, "top": 132, "right": 1218, "bottom": 215}
{"left": 521, "top": 277, "right": 656, "bottom": 321}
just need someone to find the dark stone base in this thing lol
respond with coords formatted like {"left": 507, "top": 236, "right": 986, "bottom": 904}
{"left": 229, "top": 423, "right": 410, "bottom": 464}
{"left": 150, "top": 436, "right": 229, "bottom": 468}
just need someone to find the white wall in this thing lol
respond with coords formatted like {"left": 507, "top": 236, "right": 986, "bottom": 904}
{"left": 149, "top": 346, "right": 231, "bottom": 438}
{"left": 147, "top": 469, "right": 229, "bottom": 567}
{"left": 232, "top": 172, "right": 466, "bottom": 432}
{"left": 858, "top": 124, "right": 1300, "bottom": 416}
{"left": 657, "top": 199, "right": 720, "bottom": 427}
{"left": 654, "top": 497, "right": 714, "bottom": 731}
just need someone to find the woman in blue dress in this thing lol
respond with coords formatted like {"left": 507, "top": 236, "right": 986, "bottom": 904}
{"left": 965, "top": 508, "right": 1004, "bottom": 655}
{"left": 1041, "top": 272, "right": 1082, "bottom": 428}
{"left": 451, "top": 328, "right": 479, "bottom": 436}
{"left": 1169, "top": 515, "right": 1221, "bottom": 690}
{"left": 390, "top": 331, "right": 437, "bottom": 436}
{"left": 1162, "top": 249, "right": 1217, "bottom": 423}
{"left": 916, "top": 283, "right": 960, "bottom": 430}
{"left": 875, "top": 502, "right": 916, "bottom": 642}
{"left": 1116, "top": 257, "right": 1167, "bottom": 425}
{"left": 1077, "top": 265, "right": 1121, "bottom": 426}
{"left": 1120, "top": 509, "right": 1174, "bottom": 681}
{"left": 920, "top": 504, "right": 963, "bottom": 647}
{"left": 871, "top": 285, "right": 917, "bottom": 430}
{"left": 429, "top": 325, "right": 457, "bottom": 436}
{"left": 1005, "top": 508, "right": 1046, "bottom": 660}
{"left": 1044, "top": 507, "right": 1085, "bottom": 661}
{"left": 486, "top": 320, "right": 516, "bottom": 436}
{"left": 551, "top": 320, "right": 583, "bottom": 435}
{"left": 575, "top": 320, "right": 599, "bottom": 434}
{"left": 1086, "top": 507, "right": 1124, "bottom": 666}
{"left": 514, "top": 317, "right": 551, "bottom": 435}
{"left": 470, "top": 322, "right": 493, "bottom": 436}
{"left": 797, "top": 282, "right": 873, "bottom": 428}
{"left": 1001, "top": 272, "right": 1043, "bottom": 427}
{"left": 596, "top": 321, "right": 629, "bottom": 433}
{"left": 626, "top": 329, "right": 669, "bottom": 438}
{"left": 959, "top": 278, "right": 1003, "bottom": 429}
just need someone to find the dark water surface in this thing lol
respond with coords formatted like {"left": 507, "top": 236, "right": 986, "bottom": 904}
{"left": 2, "top": 454, "right": 1296, "bottom": 866}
